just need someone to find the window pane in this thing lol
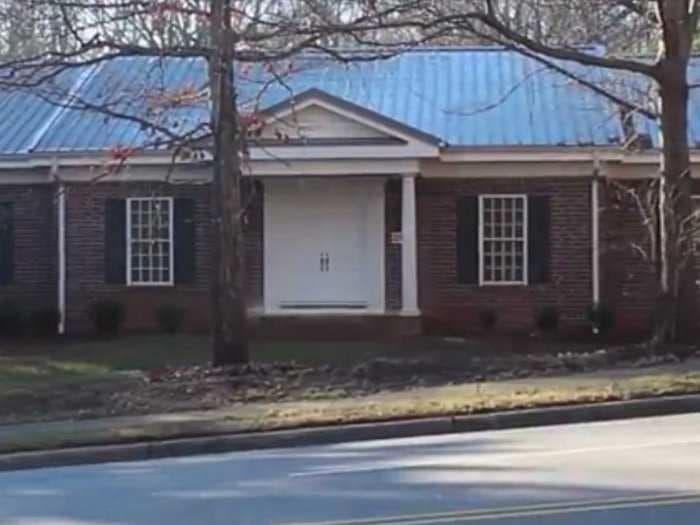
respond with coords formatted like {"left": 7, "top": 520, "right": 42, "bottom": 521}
{"left": 514, "top": 267, "right": 524, "bottom": 282}
{"left": 129, "top": 199, "right": 172, "bottom": 284}
{"left": 481, "top": 196, "right": 526, "bottom": 284}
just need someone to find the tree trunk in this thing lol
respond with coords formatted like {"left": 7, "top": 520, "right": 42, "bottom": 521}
{"left": 208, "top": 0, "right": 250, "bottom": 365}
{"left": 655, "top": 0, "right": 696, "bottom": 342}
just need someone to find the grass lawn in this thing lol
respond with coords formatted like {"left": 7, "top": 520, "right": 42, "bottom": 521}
{"left": 0, "top": 335, "right": 435, "bottom": 405}
{"left": 4, "top": 334, "right": 695, "bottom": 429}
{"left": 1, "top": 361, "right": 700, "bottom": 455}
{"left": 0, "top": 335, "right": 421, "bottom": 375}
{"left": 0, "top": 335, "right": 453, "bottom": 424}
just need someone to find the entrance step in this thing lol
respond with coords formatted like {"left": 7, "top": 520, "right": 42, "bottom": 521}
{"left": 250, "top": 315, "right": 422, "bottom": 341}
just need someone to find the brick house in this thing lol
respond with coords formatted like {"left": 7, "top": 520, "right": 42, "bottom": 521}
{"left": 0, "top": 48, "right": 695, "bottom": 337}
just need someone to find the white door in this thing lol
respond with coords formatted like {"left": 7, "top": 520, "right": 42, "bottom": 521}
{"left": 264, "top": 178, "right": 384, "bottom": 312}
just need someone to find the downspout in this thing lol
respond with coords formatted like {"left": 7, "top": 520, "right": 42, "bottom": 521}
{"left": 53, "top": 158, "right": 66, "bottom": 336}
{"left": 591, "top": 152, "right": 601, "bottom": 334}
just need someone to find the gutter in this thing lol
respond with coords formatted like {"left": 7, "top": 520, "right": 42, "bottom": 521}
{"left": 52, "top": 158, "right": 66, "bottom": 336}
{"left": 591, "top": 153, "right": 601, "bottom": 333}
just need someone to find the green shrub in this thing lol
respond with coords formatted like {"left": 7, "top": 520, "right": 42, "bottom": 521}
{"left": 0, "top": 301, "right": 24, "bottom": 338}
{"left": 535, "top": 305, "right": 560, "bottom": 334}
{"left": 155, "top": 304, "right": 186, "bottom": 334}
{"left": 89, "top": 300, "right": 125, "bottom": 335}
{"left": 586, "top": 303, "right": 616, "bottom": 336}
{"left": 29, "top": 307, "right": 61, "bottom": 338}
{"left": 477, "top": 308, "right": 498, "bottom": 332}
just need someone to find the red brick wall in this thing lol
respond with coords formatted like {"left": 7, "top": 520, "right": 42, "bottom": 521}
{"left": 598, "top": 182, "right": 656, "bottom": 336}
{"left": 64, "top": 182, "right": 212, "bottom": 333}
{"left": 0, "top": 184, "right": 56, "bottom": 313}
{"left": 385, "top": 180, "right": 402, "bottom": 312}
{"left": 417, "top": 178, "right": 592, "bottom": 334}
{"left": 243, "top": 181, "right": 264, "bottom": 310}
{"left": 63, "top": 179, "right": 406, "bottom": 334}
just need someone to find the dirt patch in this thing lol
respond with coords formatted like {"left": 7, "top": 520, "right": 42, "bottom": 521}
{"left": 0, "top": 342, "right": 698, "bottom": 425}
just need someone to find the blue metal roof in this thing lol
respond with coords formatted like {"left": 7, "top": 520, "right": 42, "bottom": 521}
{"left": 246, "top": 49, "right": 622, "bottom": 147}
{"left": 0, "top": 67, "right": 85, "bottom": 155}
{"left": 0, "top": 47, "right": 698, "bottom": 155}
{"left": 34, "top": 56, "right": 210, "bottom": 152}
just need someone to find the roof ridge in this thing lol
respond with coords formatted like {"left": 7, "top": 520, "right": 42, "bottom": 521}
{"left": 291, "top": 45, "right": 604, "bottom": 55}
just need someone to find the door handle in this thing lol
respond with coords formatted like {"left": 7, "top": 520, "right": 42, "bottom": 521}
{"left": 319, "top": 252, "right": 330, "bottom": 272}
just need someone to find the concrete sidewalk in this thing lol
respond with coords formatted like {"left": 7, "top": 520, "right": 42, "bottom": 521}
{"left": 1, "top": 359, "right": 700, "bottom": 471}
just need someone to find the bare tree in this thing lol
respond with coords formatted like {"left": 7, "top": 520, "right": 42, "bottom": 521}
{"left": 3, "top": 0, "right": 695, "bottom": 348}
{"left": 358, "top": 0, "right": 697, "bottom": 343}
{"left": 0, "top": 0, "right": 420, "bottom": 364}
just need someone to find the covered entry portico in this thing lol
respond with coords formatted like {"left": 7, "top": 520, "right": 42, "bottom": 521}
{"left": 248, "top": 88, "right": 438, "bottom": 320}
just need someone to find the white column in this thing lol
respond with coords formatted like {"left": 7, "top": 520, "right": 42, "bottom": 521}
{"left": 401, "top": 174, "right": 419, "bottom": 315}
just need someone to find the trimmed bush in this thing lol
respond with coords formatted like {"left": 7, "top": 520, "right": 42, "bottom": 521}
{"left": 29, "top": 307, "right": 61, "bottom": 338}
{"left": 477, "top": 308, "right": 498, "bottom": 332}
{"left": 155, "top": 304, "right": 186, "bottom": 334}
{"left": 535, "top": 305, "right": 560, "bottom": 334}
{"left": 89, "top": 300, "right": 125, "bottom": 336}
{"left": 587, "top": 303, "right": 617, "bottom": 336}
{"left": 0, "top": 301, "right": 24, "bottom": 338}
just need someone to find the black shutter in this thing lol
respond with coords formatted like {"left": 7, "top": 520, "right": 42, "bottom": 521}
{"left": 105, "top": 199, "right": 127, "bottom": 284}
{"left": 174, "top": 198, "right": 196, "bottom": 284}
{"left": 456, "top": 196, "right": 479, "bottom": 284}
{"left": 0, "top": 203, "right": 14, "bottom": 285}
{"left": 528, "top": 195, "right": 551, "bottom": 284}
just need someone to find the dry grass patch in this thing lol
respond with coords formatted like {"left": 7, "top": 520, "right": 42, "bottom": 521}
{"left": 254, "top": 371, "right": 700, "bottom": 431}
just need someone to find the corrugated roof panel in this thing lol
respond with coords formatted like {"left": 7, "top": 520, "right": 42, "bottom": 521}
{"left": 35, "top": 56, "right": 210, "bottom": 152}
{"left": 0, "top": 67, "right": 84, "bottom": 154}
{"left": 4, "top": 48, "right": 700, "bottom": 154}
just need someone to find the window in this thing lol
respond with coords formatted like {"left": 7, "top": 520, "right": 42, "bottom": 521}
{"left": 127, "top": 198, "right": 174, "bottom": 286}
{"left": 479, "top": 195, "right": 528, "bottom": 285}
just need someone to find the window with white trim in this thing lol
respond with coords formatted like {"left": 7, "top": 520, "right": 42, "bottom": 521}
{"left": 479, "top": 195, "right": 528, "bottom": 285}
{"left": 127, "top": 197, "right": 174, "bottom": 286}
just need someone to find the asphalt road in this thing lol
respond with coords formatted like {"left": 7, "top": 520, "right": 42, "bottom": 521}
{"left": 0, "top": 413, "right": 699, "bottom": 525}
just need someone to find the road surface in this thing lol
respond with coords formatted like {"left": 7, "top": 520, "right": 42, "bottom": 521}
{"left": 0, "top": 413, "right": 699, "bottom": 524}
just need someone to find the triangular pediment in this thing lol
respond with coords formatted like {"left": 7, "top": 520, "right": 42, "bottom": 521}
{"left": 256, "top": 89, "right": 440, "bottom": 148}
{"left": 260, "top": 103, "right": 395, "bottom": 143}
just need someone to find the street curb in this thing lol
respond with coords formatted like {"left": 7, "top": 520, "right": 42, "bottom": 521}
{"left": 1, "top": 394, "right": 699, "bottom": 472}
